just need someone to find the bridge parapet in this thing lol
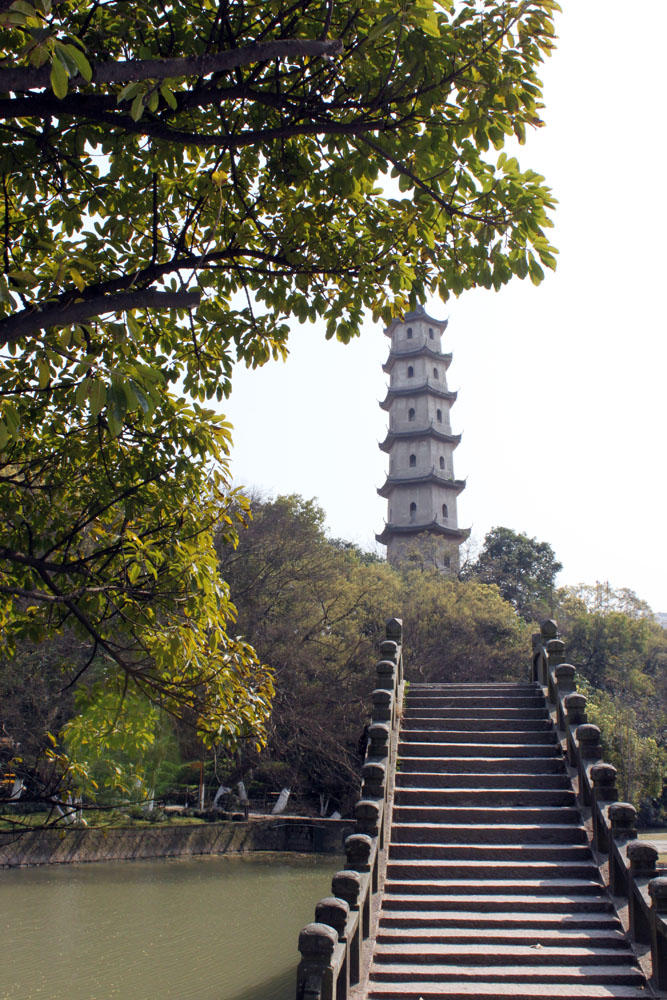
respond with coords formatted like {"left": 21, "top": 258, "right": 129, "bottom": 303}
{"left": 537, "top": 620, "right": 667, "bottom": 992}
{"left": 295, "top": 617, "right": 404, "bottom": 1000}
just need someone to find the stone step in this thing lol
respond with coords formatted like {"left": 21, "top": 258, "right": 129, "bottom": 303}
{"left": 398, "top": 742, "right": 561, "bottom": 758}
{"left": 396, "top": 771, "right": 571, "bottom": 789}
{"left": 375, "top": 926, "right": 630, "bottom": 948}
{"left": 390, "top": 822, "right": 588, "bottom": 845}
{"left": 402, "top": 717, "right": 555, "bottom": 731}
{"left": 406, "top": 696, "right": 546, "bottom": 708}
{"left": 389, "top": 842, "right": 594, "bottom": 862}
{"left": 401, "top": 729, "right": 559, "bottom": 744}
{"left": 382, "top": 878, "right": 606, "bottom": 897}
{"left": 368, "top": 964, "right": 644, "bottom": 985}
{"left": 398, "top": 755, "right": 567, "bottom": 774}
{"left": 386, "top": 860, "right": 601, "bottom": 881}
{"left": 381, "top": 893, "right": 614, "bottom": 914}
{"left": 367, "top": 984, "right": 649, "bottom": 999}
{"left": 394, "top": 788, "right": 576, "bottom": 807}
{"left": 372, "top": 942, "right": 637, "bottom": 967}
{"left": 391, "top": 805, "right": 582, "bottom": 825}
{"left": 379, "top": 912, "right": 623, "bottom": 932}
{"left": 403, "top": 707, "right": 550, "bottom": 719}
{"left": 408, "top": 683, "right": 540, "bottom": 690}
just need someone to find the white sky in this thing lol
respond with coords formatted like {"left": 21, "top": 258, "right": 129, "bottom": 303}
{"left": 223, "top": 2, "right": 667, "bottom": 614}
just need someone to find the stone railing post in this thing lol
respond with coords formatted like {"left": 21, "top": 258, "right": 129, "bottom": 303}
{"left": 554, "top": 663, "right": 576, "bottom": 731}
{"left": 649, "top": 878, "right": 667, "bottom": 990}
{"left": 575, "top": 724, "right": 602, "bottom": 806}
{"left": 296, "top": 923, "right": 339, "bottom": 1000}
{"left": 626, "top": 842, "right": 658, "bottom": 944}
{"left": 609, "top": 802, "right": 637, "bottom": 896}
{"left": 331, "top": 872, "right": 362, "bottom": 986}
{"left": 590, "top": 763, "right": 618, "bottom": 852}
{"left": 384, "top": 618, "right": 403, "bottom": 684}
{"left": 545, "top": 636, "right": 565, "bottom": 706}
{"left": 315, "top": 898, "right": 350, "bottom": 998}
{"left": 344, "top": 833, "right": 373, "bottom": 933}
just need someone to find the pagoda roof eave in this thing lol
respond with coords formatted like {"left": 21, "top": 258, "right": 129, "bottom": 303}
{"left": 380, "top": 383, "right": 458, "bottom": 409}
{"left": 382, "top": 346, "right": 452, "bottom": 373}
{"left": 376, "top": 522, "right": 471, "bottom": 544}
{"left": 377, "top": 474, "right": 467, "bottom": 499}
{"left": 379, "top": 427, "right": 462, "bottom": 452}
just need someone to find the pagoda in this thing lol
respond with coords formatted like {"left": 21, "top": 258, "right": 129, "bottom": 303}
{"left": 376, "top": 305, "right": 469, "bottom": 573}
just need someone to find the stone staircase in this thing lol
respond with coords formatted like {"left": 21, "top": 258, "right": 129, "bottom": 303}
{"left": 365, "top": 681, "right": 651, "bottom": 999}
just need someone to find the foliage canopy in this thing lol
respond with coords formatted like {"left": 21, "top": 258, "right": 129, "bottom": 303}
{"left": 0, "top": 0, "right": 559, "bottom": 790}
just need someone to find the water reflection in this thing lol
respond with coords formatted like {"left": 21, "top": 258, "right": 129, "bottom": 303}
{"left": 1, "top": 852, "right": 340, "bottom": 1000}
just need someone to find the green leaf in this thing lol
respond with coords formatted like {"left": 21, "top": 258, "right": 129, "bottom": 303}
{"left": 50, "top": 55, "right": 68, "bottom": 99}
{"left": 66, "top": 43, "right": 92, "bottom": 83}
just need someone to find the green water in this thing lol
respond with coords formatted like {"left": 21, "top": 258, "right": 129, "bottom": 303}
{"left": 1, "top": 853, "right": 340, "bottom": 1000}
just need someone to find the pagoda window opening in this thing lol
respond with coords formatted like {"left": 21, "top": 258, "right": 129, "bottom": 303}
{"left": 442, "top": 503, "right": 448, "bottom": 518}
{"left": 409, "top": 453, "right": 416, "bottom": 467}
{"left": 409, "top": 502, "right": 417, "bottom": 522}
{"left": 407, "top": 365, "right": 414, "bottom": 378}
{"left": 439, "top": 457, "right": 445, "bottom": 470}
{"left": 429, "top": 327, "right": 434, "bottom": 339}
{"left": 433, "top": 367, "right": 438, "bottom": 379}
{"left": 406, "top": 327, "right": 413, "bottom": 339}
{"left": 436, "top": 408, "right": 442, "bottom": 422}
{"left": 408, "top": 407, "right": 415, "bottom": 421}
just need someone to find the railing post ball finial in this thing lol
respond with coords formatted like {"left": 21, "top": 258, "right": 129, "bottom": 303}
{"left": 649, "top": 877, "right": 667, "bottom": 913}
{"left": 385, "top": 618, "right": 402, "bottom": 642}
{"left": 627, "top": 841, "right": 659, "bottom": 877}
{"left": 375, "top": 660, "right": 396, "bottom": 692}
{"left": 590, "top": 762, "right": 619, "bottom": 801}
{"left": 564, "top": 692, "right": 587, "bottom": 726}
{"left": 368, "top": 722, "right": 390, "bottom": 759}
{"left": 379, "top": 639, "right": 398, "bottom": 662}
{"left": 344, "top": 833, "right": 373, "bottom": 872}
{"left": 555, "top": 663, "right": 576, "bottom": 694}
{"left": 355, "top": 799, "right": 381, "bottom": 838}
{"left": 332, "top": 870, "right": 362, "bottom": 910}
{"left": 298, "top": 921, "right": 338, "bottom": 960}
{"left": 540, "top": 620, "right": 558, "bottom": 640}
{"left": 576, "top": 723, "right": 602, "bottom": 760}
{"left": 315, "top": 897, "right": 350, "bottom": 940}
{"left": 362, "top": 760, "right": 386, "bottom": 799}
{"left": 609, "top": 802, "right": 638, "bottom": 839}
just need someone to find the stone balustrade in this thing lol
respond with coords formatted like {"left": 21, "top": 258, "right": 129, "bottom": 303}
{"left": 536, "top": 620, "right": 667, "bottom": 991}
{"left": 295, "top": 617, "right": 404, "bottom": 1000}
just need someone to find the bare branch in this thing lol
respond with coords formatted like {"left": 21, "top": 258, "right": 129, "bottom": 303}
{"left": 0, "top": 38, "right": 343, "bottom": 94}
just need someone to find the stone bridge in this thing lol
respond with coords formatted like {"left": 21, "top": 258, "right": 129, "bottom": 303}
{"left": 295, "top": 619, "right": 667, "bottom": 1000}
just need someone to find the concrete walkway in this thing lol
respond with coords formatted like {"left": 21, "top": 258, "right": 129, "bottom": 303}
{"left": 364, "top": 682, "right": 651, "bottom": 999}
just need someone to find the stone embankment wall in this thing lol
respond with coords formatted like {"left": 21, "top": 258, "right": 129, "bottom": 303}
{"left": 0, "top": 815, "right": 353, "bottom": 867}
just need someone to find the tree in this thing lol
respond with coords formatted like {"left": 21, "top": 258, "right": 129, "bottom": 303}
{"left": 216, "top": 495, "right": 401, "bottom": 812}
{"left": 556, "top": 583, "right": 667, "bottom": 817}
{"left": 401, "top": 568, "right": 530, "bottom": 684}
{"left": 0, "top": 0, "right": 559, "bottom": 791}
{"left": 465, "top": 525, "right": 562, "bottom": 621}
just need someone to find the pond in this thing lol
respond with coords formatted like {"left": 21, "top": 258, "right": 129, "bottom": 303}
{"left": 1, "top": 852, "right": 340, "bottom": 1000}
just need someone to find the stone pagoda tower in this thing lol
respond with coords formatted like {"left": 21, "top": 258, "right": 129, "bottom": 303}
{"left": 376, "top": 305, "right": 469, "bottom": 573}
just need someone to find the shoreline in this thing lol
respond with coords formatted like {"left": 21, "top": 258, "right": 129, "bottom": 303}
{"left": 0, "top": 814, "right": 354, "bottom": 868}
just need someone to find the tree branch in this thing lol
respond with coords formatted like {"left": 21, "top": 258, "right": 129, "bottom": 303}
{"left": 0, "top": 289, "right": 199, "bottom": 347}
{"left": 0, "top": 38, "right": 343, "bottom": 94}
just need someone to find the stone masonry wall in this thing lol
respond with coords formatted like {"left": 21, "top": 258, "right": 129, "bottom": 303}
{"left": 0, "top": 815, "right": 353, "bottom": 867}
